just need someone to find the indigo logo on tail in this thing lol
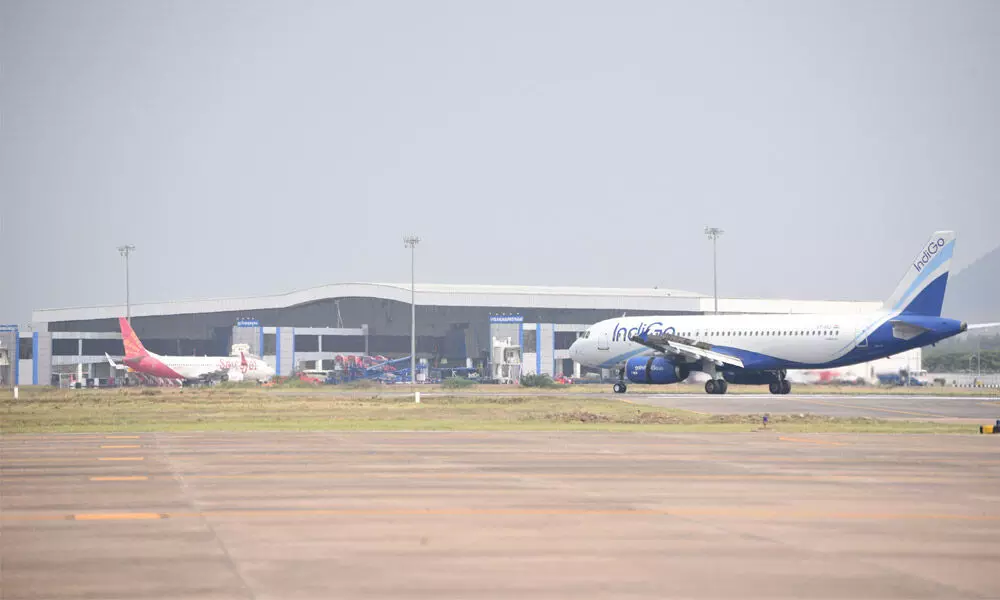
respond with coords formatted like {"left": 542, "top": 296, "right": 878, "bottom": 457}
{"left": 913, "top": 238, "right": 946, "bottom": 273}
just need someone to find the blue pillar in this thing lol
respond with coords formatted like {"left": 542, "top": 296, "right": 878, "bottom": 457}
{"left": 536, "top": 323, "right": 542, "bottom": 375}
{"left": 32, "top": 331, "right": 38, "bottom": 385}
{"left": 275, "top": 327, "right": 282, "bottom": 376}
{"left": 13, "top": 331, "right": 19, "bottom": 386}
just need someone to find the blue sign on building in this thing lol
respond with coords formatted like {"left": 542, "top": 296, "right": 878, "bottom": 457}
{"left": 236, "top": 318, "right": 260, "bottom": 328}
{"left": 489, "top": 314, "right": 524, "bottom": 324}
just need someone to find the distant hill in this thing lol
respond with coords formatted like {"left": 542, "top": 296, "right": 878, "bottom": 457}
{"left": 943, "top": 245, "right": 1000, "bottom": 323}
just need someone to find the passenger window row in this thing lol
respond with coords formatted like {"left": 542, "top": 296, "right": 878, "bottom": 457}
{"left": 680, "top": 329, "right": 840, "bottom": 339}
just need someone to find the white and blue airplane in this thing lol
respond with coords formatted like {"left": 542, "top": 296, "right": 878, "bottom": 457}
{"left": 569, "top": 231, "right": 997, "bottom": 395}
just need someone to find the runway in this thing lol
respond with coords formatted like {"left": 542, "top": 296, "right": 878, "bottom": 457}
{"left": 2, "top": 431, "right": 999, "bottom": 599}
{"left": 272, "top": 387, "right": 1000, "bottom": 422}
{"left": 628, "top": 393, "right": 1000, "bottom": 421}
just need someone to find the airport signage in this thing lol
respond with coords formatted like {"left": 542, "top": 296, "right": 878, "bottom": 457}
{"left": 235, "top": 318, "right": 260, "bottom": 328}
{"left": 489, "top": 314, "right": 524, "bottom": 324}
{"left": 0, "top": 325, "right": 18, "bottom": 332}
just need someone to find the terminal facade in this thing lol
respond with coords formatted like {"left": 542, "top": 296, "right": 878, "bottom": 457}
{"left": 8, "top": 282, "right": 918, "bottom": 386}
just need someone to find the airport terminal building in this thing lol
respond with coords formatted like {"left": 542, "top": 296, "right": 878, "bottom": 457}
{"left": 3, "top": 282, "right": 912, "bottom": 386}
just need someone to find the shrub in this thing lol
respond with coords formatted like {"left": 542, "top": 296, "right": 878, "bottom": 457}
{"left": 442, "top": 377, "right": 476, "bottom": 389}
{"left": 519, "top": 374, "right": 561, "bottom": 388}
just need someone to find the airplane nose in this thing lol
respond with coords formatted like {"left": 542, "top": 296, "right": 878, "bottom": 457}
{"left": 569, "top": 338, "right": 581, "bottom": 358}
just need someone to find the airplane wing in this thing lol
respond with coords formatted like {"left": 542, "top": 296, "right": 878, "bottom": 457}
{"left": 630, "top": 333, "right": 745, "bottom": 369}
{"left": 968, "top": 322, "right": 1000, "bottom": 330}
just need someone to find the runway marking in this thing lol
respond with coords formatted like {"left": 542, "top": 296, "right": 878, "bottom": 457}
{"left": 97, "top": 457, "right": 144, "bottom": 461}
{"left": 100, "top": 445, "right": 141, "bottom": 449}
{"left": 779, "top": 437, "right": 846, "bottom": 446}
{"left": 105, "top": 436, "right": 140, "bottom": 439}
{"left": 73, "top": 513, "right": 164, "bottom": 521}
{"left": 89, "top": 476, "right": 149, "bottom": 482}
{"left": 4, "top": 507, "right": 997, "bottom": 523}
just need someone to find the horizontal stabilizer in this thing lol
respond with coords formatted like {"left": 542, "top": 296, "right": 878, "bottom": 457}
{"left": 889, "top": 319, "right": 930, "bottom": 341}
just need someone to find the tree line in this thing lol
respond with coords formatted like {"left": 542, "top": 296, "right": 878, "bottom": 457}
{"left": 923, "top": 351, "right": 1000, "bottom": 373}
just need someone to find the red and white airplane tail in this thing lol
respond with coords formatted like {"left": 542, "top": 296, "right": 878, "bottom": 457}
{"left": 118, "top": 317, "right": 149, "bottom": 358}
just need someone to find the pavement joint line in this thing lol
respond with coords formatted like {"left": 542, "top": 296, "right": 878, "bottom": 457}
{"left": 778, "top": 436, "right": 846, "bottom": 446}
{"left": 105, "top": 435, "right": 140, "bottom": 439}
{"left": 100, "top": 445, "right": 142, "bottom": 449}
{"left": 97, "top": 457, "right": 145, "bottom": 461}
{"left": 88, "top": 476, "right": 149, "bottom": 481}
{"left": 3, "top": 507, "right": 998, "bottom": 522}
{"left": 171, "top": 472, "right": 961, "bottom": 483}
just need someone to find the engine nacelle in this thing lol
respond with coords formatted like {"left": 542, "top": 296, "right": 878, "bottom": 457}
{"left": 625, "top": 356, "right": 689, "bottom": 385}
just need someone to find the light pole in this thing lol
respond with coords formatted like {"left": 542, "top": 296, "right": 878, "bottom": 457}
{"left": 404, "top": 236, "right": 420, "bottom": 385}
{"left": 977, "top": 336, "right": 982, "bottom": 379}
{"left": 117, "top": 245, "right": 136, "bottom": 323}
{"left": 704, "top": 227, "right": 724, "bottom": 314}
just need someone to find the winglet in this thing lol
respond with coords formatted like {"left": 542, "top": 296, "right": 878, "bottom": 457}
{"left": 884, "top": 231, "right": 955, "bottom": 316}
{"left": 118, "top": 317, "right": 149, "bottom": 358}
{"left": 105, "top": 352, "right": 128, "bottom": 371}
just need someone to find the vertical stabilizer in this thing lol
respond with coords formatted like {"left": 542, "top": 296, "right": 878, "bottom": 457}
{"left": 118, "top": 317, "right": 149, "bottom": 358}
{"left": 884, "top": 231, "right": 955, "bottom": 316}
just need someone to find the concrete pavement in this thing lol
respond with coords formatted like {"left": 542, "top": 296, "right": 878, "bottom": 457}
{"left": 2, "top": 431, "right": 999, "bottom": 599}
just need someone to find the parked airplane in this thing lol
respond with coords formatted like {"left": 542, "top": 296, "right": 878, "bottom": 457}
{"left": 113, "top": 317, "right": 275, "bottom": 384}
{"left": 569, "top": 231, "right": 998, "bottom": 395}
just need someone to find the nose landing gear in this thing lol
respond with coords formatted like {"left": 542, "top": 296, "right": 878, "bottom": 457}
{"left": 612, "top": 368, "right": 627, "bottom": 394}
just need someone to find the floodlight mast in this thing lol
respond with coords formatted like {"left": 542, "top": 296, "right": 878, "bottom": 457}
{"left": 117, "top": 245, "right": 136, "bottom": 323}
{"left": 403, "top": 236, "right": 421, "bottom": 384}
{"left": 704, "top": 227, "right": 724, "bottom": 314}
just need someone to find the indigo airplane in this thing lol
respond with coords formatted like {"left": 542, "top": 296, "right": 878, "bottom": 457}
{"left": 569, "top": 231, "right": 997, "bottom": 395}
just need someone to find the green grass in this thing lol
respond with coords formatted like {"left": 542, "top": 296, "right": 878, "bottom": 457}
{"left": 0, "top": 387, "right": 978, "bottom": 434}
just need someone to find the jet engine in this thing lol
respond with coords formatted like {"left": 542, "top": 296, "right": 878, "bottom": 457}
{"left": 625, "top": 356, "right": 690, "bottom": 385}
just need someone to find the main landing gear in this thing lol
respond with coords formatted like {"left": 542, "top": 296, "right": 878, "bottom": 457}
{"left": 769, "top": 380, "right": 792, "bottom": 395}
{"left": 704, "top": 379, "right": 728, "bottom": 395}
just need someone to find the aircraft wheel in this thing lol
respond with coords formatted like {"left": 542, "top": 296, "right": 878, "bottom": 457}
{"left": 705, "top": 380, "right": 717, "bottom": 395}
{"left": 718, "top": 380, "right": 728, "bottom": 394}
{"left": 613, "top": 382, "right": 627, "bottom": 394}
{"left": 768, "top": 382, "right": 781, "bottom": 394}
{"left": 781, "top": 380, "right": 792, "bottom": 395}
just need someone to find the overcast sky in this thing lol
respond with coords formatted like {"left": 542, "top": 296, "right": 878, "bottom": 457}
{"left": 2, "top": 0, "right": 998, "bottom": 324}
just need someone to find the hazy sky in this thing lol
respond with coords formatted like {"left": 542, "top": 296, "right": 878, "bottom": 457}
{"left": 2, "top": 0, "right": 998, "bottom": 324}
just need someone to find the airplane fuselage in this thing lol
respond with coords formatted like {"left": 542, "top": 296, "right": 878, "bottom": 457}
{"left": 570, "top": 312, "right": 965, "bottom": 372}
{"left": 123, "top": 352, "right": 274, "bottom": 382}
